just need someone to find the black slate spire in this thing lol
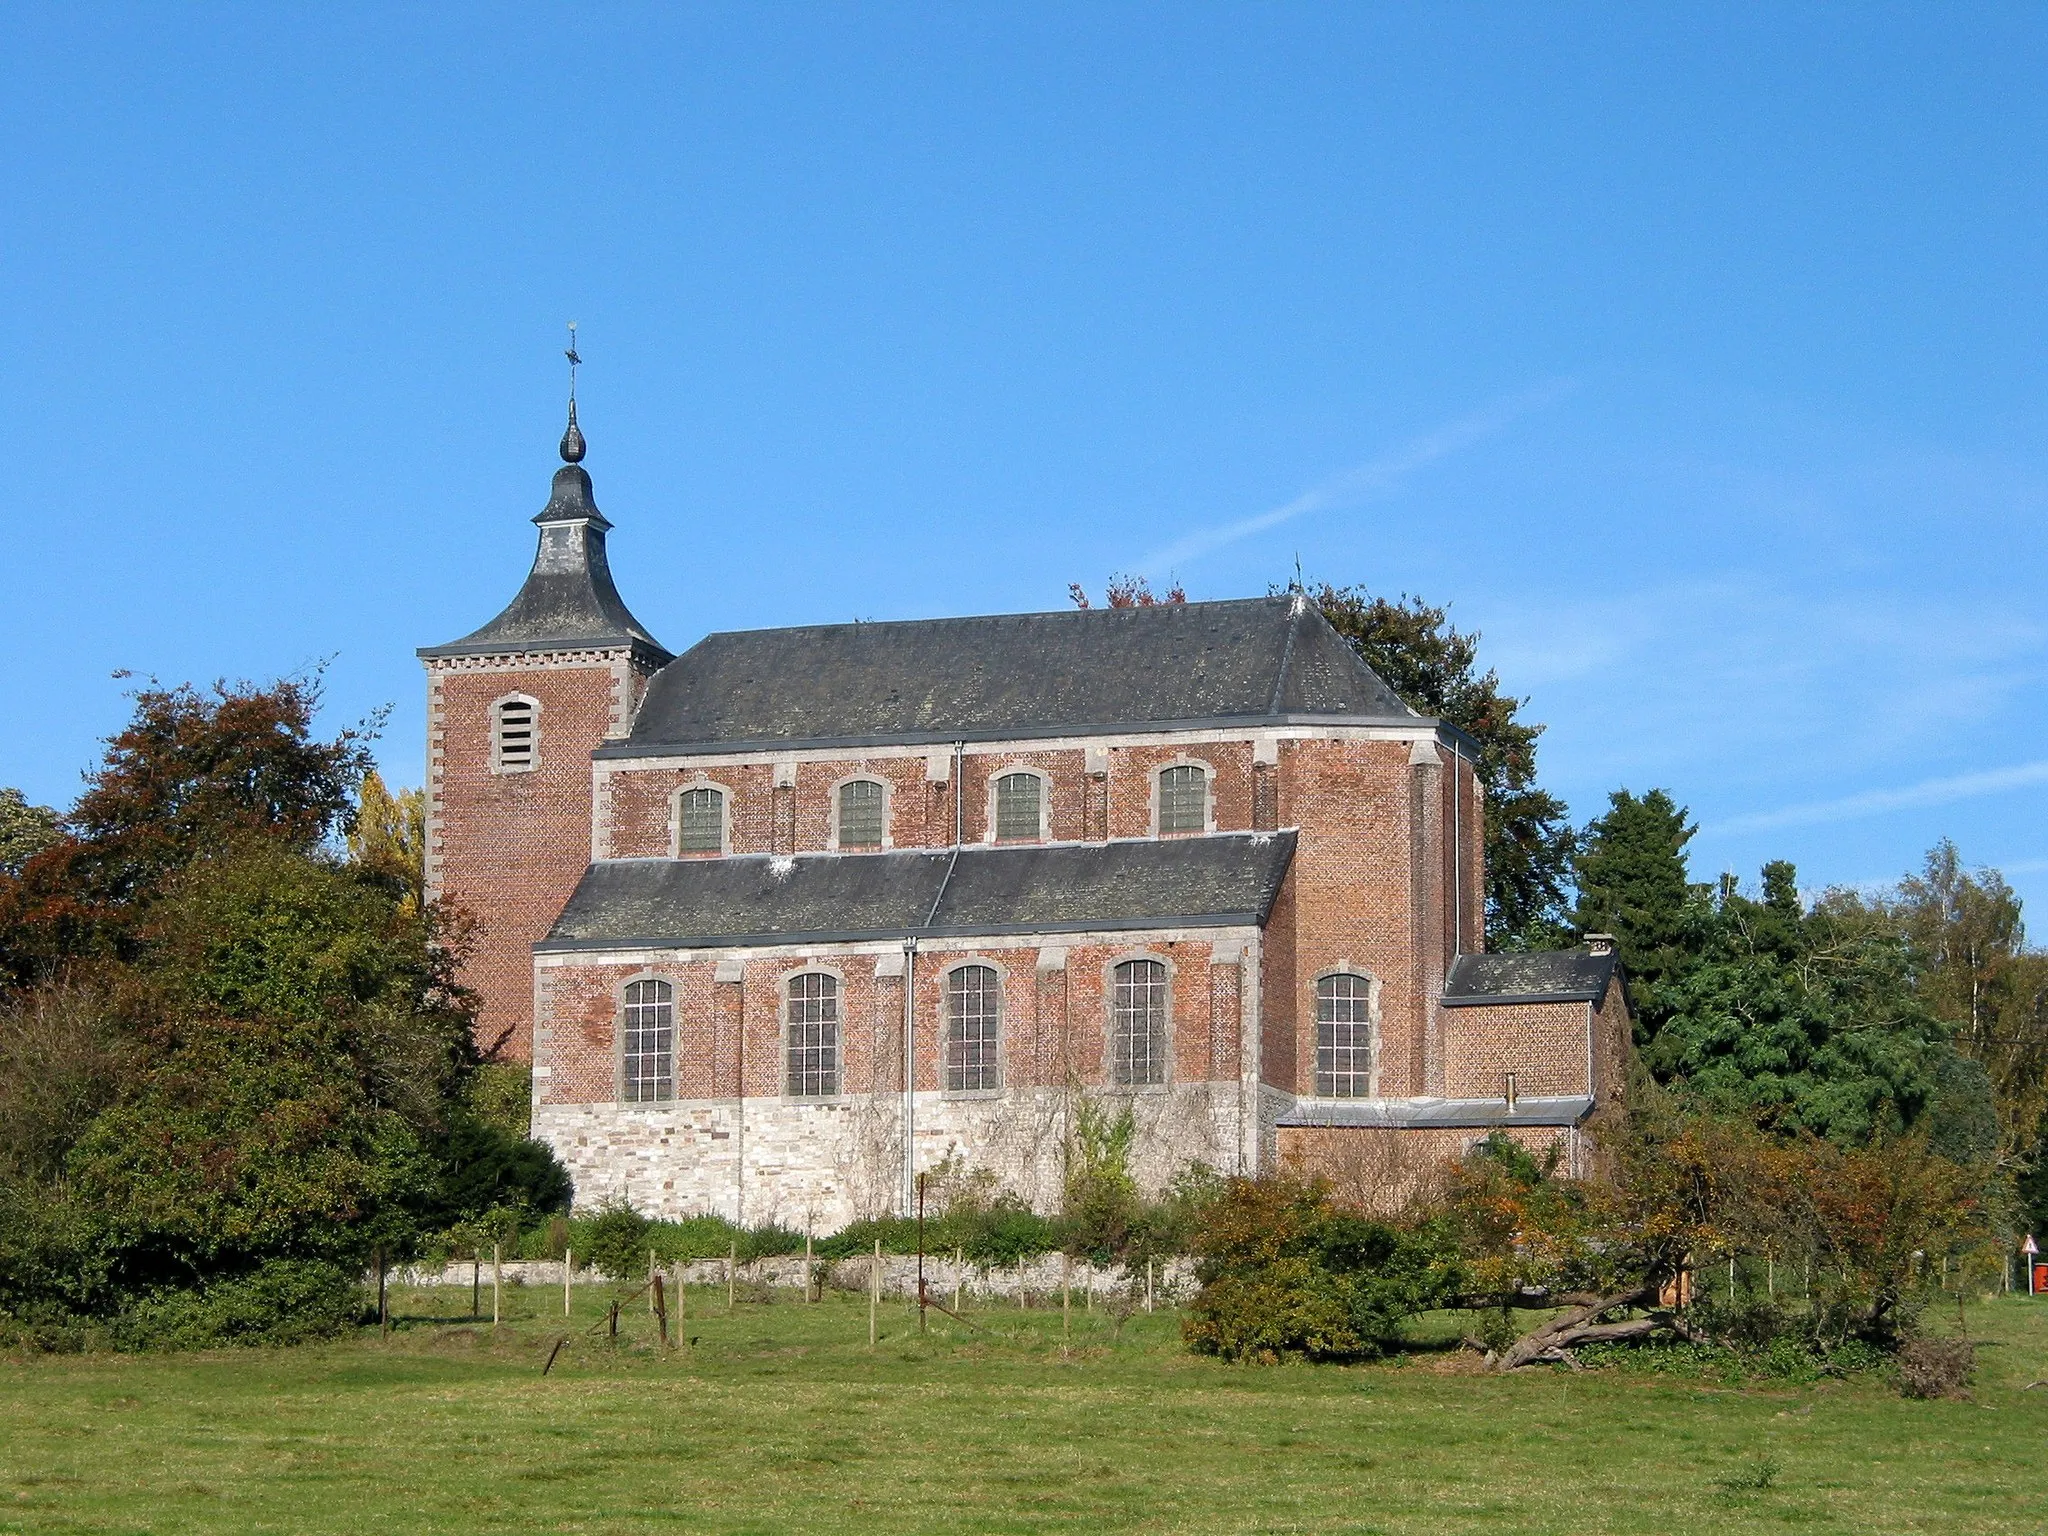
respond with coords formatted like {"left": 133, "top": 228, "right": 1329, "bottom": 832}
{"left": 418, "top": 362, "right": 670, "bottom": 664}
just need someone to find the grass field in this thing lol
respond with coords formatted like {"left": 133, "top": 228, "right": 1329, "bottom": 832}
{"left": 3, "top": 1280, "right": 2044, "bottom": 1535}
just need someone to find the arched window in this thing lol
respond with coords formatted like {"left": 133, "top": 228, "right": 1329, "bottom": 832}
{"left": 837, "top": 778, "right": 886, "bottom": 849}
{"left": 621, "top": 978, "right": 674, "bottom": 1103}
{"left": 1111, "top": 959, "right": 1169, "bottom": 1087}
{"left": 785, "top": 972, "right": 840, "bottom": 1097}
{"left": 1158, "top": 764, "right": 1208, "bottom": 834}
{"left": 993, "top": 771, "right": 1043, "bottom": 841}
{"left": 492, "top": 696, "right": 537, "bottom": 772}
{"left": 1315, "top": 973, "right": 1374, "bottom": 1098}
{"left": 677, "top": 786, "right": 725, "bottom": 854}
{"left": 944, "top": 964, "right": 1002, "bottom": 1093}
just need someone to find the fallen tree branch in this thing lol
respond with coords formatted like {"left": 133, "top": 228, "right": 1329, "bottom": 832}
{"left": 1494, "top": 1283, "right": 1661, "bottom": 1371}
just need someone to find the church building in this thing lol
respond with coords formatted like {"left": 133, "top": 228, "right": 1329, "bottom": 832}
{"left": 419, "top": 409, "right": 1628, "bottom": 1228}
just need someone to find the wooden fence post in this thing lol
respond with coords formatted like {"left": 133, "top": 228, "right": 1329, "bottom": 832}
{"left": 376, "top": 1246, "right": 388, "bottom": 1335}
{"left": 653, "top": 1274, "right": 669, "bottom": 1351}
{"left": 869, "top": 1239, "right": 881, "bottom": 1347}
{"left": 806, "top": 1232, "right": 815, "bottom": 1303}
{"left": 564, "top": 1247, "right": 573, "bottom": 1318}
{"left": 1061, "top": 1251, "right": 1071, "bottom": 1344}
{"left": 492, "top": 1243, "right": 502, "bottom": 1327}
{"left": 1146, "top": 1257, "right": 1155, "bottom": 1314}
{"left": 727, "top": 1239, "right": 737, "bottom": 1313}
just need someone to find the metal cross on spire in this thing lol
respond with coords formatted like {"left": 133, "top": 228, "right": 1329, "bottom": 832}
{"left": 559, "top": 322, "right": 587, "bottom": 464}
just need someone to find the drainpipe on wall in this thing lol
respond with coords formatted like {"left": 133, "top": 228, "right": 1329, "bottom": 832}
{"left": 901, "top": 937, "right": 918, "bottom": 1218}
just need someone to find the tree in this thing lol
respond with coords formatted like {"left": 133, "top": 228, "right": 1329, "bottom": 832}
{"left": 347, "top": 770, "right": 426, "bottom": 915}
{"left": 1572, "top": 789, "right": 1698, "bottom": 1036}
{"left": 1312, "top": 587, "right": 1576, "bottom": 949}
{"left": 0, "top": 789, "right": 59, "bottom": 876}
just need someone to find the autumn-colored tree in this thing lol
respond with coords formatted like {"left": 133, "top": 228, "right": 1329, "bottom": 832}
{"left": 347, "top": 769, "right": 427, "bottom": 915}
{"left": 1068, "top": 574, "right": 1186, "bottom": 608}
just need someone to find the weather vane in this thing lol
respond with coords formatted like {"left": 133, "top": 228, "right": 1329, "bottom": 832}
{"left": 565, "top": 322, "right": 581, "bottom": 404}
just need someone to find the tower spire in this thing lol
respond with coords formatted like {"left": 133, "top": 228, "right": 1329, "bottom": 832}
{"left": 560, "top": 322, "right": 586, "bottom": 464}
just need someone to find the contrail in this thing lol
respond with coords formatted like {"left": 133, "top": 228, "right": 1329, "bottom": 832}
{"left": 1138, "top": 378, "right": 1576, "bottom": 572}
{"left": 1711, "top": 760, "right": 2048, "bottom": 835}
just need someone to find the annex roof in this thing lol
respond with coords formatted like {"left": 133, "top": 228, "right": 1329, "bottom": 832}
{"left": 1274, "top": 1095, "right": 1594, "bottom": 1130}
{"left": 607, "top": 595, "right": 1423, "bottom": 755}
{"left": 536, "top": 830, "right": 1297, "bottom": 952}
{"left": 1440, "top": 948, "right": 1619, "bottom": 1008}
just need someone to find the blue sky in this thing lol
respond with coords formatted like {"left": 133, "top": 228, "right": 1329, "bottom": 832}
{"left": 4, "top": 5, "right": 2045, "bottom": 915}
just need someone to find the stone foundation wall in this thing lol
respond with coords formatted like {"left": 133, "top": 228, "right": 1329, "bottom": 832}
{"left": 536, "top": 1082, "right": 1249, "bottom": 1231}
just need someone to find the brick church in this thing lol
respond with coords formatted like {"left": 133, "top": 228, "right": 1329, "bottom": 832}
{"left": 420, "top": 409, "right": 1628, "bottom": 1228}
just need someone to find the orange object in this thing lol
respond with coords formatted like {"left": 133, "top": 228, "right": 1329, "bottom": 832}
{"left": 2034, "top": 1263, "right": 2046, "bottom": 1294}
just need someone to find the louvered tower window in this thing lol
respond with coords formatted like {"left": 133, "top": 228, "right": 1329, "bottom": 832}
{"left": 493, "top": 697, "right": 537, "bottom": 772}
{"left": 1111, "top": 959, "right": 1170, "bottom": 1087}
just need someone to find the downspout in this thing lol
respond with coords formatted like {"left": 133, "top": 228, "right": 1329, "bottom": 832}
{"left": 1450, "top": 741, "right": 1462, "bottom": 960}
{"left": 902, "top": 741, "right": 966, "bottom": 1216}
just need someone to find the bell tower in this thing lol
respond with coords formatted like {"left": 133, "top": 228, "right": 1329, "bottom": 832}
{"left": 418, "top": 361, "right": 670, "bottom": 1060}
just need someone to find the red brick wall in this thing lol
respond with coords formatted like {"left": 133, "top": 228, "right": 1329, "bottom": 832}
{"left": 1442, "top": 999, "right": 1590, "bottom": 1098}
{"left": 537, "top": 935, "right": 1242, "bottom": 1107}
{"left": 429, "top": 652, "right": 640, "bottom": 1061}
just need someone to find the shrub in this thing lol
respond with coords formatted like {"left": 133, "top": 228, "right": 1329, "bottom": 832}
{"left": 1181, "top": 1175, "right": 1453, "bottom": 1362}
{"left": 1896, "top": 1336, "right": 1974, "bottom": 1399}
{"left": 108, "top": 1260, "right": 360, "bottom": 1350}
{"left": 582, "top": 1203, "right": 653, "bottom": 1280}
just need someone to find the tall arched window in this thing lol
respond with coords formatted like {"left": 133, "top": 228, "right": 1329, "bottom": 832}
{"left": 837, "top": 779, "right": 886, "bottom": 849}
{"left": 1111, "top": 959, "right": 1169, "bottom": 1087}
{"left": 1315, "top": 973, "right": 1374, "bottom": 1098}
{"left": 492, "top": 696, "right": 537, "bottom": 772}
{"left": 677, "top": 786, "right": 725, "bottom": 854}
{"left": 621, "top": 978, "right": 674, "bottom": 1103}
{"left": 1158, "top": 764, "right": 1208, "bottom": 834}
{"left": 944, "top": 964, "right": 1002, "bottom": 1093}
{"left": 785, "top": 972, "right": 840, "bottom": 1097}
{"left": 993, "top": 771, "right": 1044, "bottom": 841}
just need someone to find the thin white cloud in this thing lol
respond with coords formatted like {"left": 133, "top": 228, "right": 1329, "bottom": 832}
{"left": 1710, "top": 760, "right": 2048, "bottom": 836}
{"left": 1137, "top": 379, "right": 1577, "bottom": 572}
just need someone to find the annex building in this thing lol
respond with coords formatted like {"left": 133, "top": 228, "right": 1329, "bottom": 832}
{"left": 420, "top": 412, "right": 1629, "bottom": 1228}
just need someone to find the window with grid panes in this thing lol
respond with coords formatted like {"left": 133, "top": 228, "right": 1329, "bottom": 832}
{"left": 677, "top": 787, "right": 724, "bottom": 853}
{"left": 837, "top": 779, "right": 885, "bottom": 848}
{"left": 1158, "top": 764, "right": 1208, "bottom": 834}
{"left": 621, "top": 979, "right": 674, "bottom": 1103}
{"left": 1111, "top": 959, "right": 1169, "bottom": 1086}
{"left": 944, "top": 965, "right": 1001, "bottom": 1093}
{"left": 785, "top": 972, "right": 839, "bottom": 1096}
{"left": 993, "top": 772, "right": 1042, "bottom": 840}
{"left": 1314, "top": 973, "right": 1374, "bottom": 1097}
{"left": 493, "top": 697, "right": 536, "bottom": 771}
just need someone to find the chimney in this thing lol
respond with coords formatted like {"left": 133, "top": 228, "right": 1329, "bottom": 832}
{"left": 1584, "top": 933, "right": 1617, "bottom": 957}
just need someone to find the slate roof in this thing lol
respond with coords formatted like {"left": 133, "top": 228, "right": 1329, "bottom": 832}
{"left": 1274, "top": 1095, "right": 1594, "bottom": 1129}
{"left": 537, "top": 830, "right": 1297, "bottom": 951}
{"left": 1440, "top": 948, "right": 1619, "bottom": 1007}
{"left": 607, "top": 595, "right": 1422, "bottom": 755}
{"left": 420, "top": 461, "right": 671, "bottom": 664}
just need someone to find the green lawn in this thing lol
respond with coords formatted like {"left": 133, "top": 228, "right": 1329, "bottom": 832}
{"left": 4, "top": 1282, "right": 2045, "bottom": 1534}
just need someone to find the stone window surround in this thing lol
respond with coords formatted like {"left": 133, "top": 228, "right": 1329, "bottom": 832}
{"left": 937, "top": 956, "right": 1006, "bottom": 1098}
{"left": 1309, "top": 964, "right": 1381, "bottom": 1099}
{"left": 1149, "top": 755, "right": 1217, "bottom": 837}
{"left": 614, "top": 969, "right": 678, "bottom": 1104}
{"left": 827, "top": 772, "right": 893, "bottom": 852}
{"left": 670, "top": 777, "right": 734, "bottom": 858}
{"left": 1103, "top": 950, "right": 1175, "bottom": 1092}
{"left": 489, "top": 691, "right": 541, "bottom": 775}
{"left": 779, "top": 962, "right": 847, "bottom": 1102}
{"left": 983, "top": 764, "right": 1050, "bottom": 845}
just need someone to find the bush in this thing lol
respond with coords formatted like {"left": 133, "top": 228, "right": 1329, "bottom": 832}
{"left": 581, "top": 1203, "right": 653, "bottom": 1280}
{"left": 1896, "top": 1336, "right": 1974, "bottom": 1399}
{"left": 1181, "top": 1176, "right": 1453, "bottom": 1362}
{"left": 107, "top": 1260, "right": 360, "bottom": 1350}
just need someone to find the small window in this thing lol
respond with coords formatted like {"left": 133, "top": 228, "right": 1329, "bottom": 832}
{"left": 786, "top": 973, "right": 840, "bottom": 1097}
{"left": 993, "top": 772, "right": 1042, "bottom": 841}
{"left": 493, "top": 697, "right": 537, "bottom": 772}
{"left": 1158, "top": 764, "right": 1208, "bottom": 834}
{"left": 944, "top": 964, "right": 1002, "bottom": 1093}
{"left": 677, "top": 787, "right": 725, "bottom": 854}
{"left": 622, "top": 978, "right": 674, "bottom": 1103}
{"left": 1112, "top": 959, "right": 1169, "bottom": 1087}
{"left": 1315, "top": 973, "right": 1374, "bottom": 1097}
{"left": 838, "top": 779, "right": 886, "bottom": 849}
